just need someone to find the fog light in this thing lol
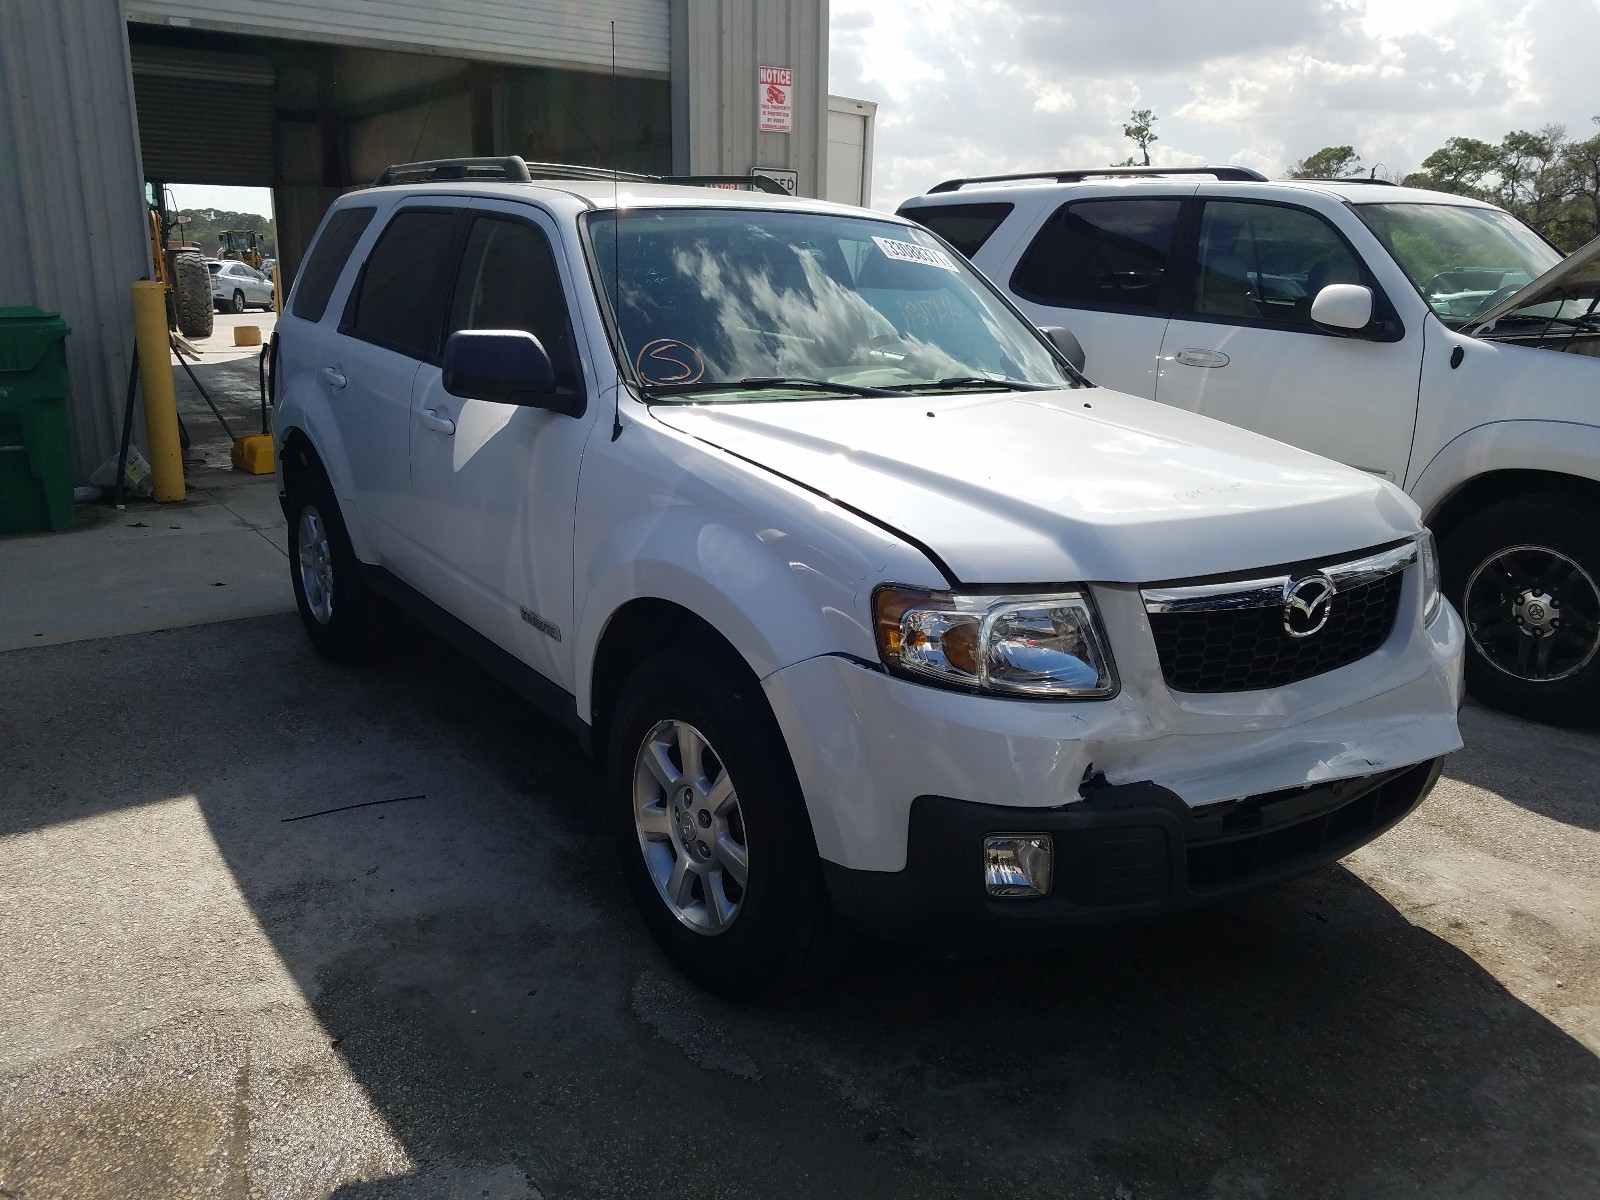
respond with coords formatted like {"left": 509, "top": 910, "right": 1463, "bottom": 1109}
{"left": 984, "top": 835, "right": 1053, "bottom": 897}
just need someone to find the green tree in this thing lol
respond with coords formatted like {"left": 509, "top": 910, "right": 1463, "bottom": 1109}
{"left": 1406, "top": 136, "right": 1500, "bottom": 196}
{"left": 1286, "top": 145, "right": 1362, "bottom": 179}
{"left": 1555, "top": 117, "right": 1600, "bottom": 248}
{"left": 1120, "top": 109, "right": 1158, "bottom": 167}
{"left": 1495, "top": 126, "right": 1567, "bottom": 229}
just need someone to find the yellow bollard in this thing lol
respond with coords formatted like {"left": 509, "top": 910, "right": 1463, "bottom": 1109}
{"left": 130, "top": 280, "right": 185, "bottom": 502}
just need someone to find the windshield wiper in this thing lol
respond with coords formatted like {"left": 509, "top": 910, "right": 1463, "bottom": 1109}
{"left": 639, "top": 376, "right": 909, "bottom": 399}
{"left": 902, "top": 376, "right": 1056, "bottom": 392}
{"left": 1480, "top": 310, "right": 1599, "bottom": 331}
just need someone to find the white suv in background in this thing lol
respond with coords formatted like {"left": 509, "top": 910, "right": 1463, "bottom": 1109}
{"left": 899, "top": 168, "right": 1600, "bottom": 725}
{"left": 272, "top": 157, "right": 1462, "bottom": 998}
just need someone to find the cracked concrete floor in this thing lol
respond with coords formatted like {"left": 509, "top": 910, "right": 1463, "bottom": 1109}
{"left": 0, "top": 614, "right": 1596, "bottom": 1199}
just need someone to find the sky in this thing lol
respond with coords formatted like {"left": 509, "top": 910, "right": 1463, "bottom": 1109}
{"left": 829, "top": 0, "right": 1600, "bottom": 209}
{"left": 169, "top": 184, "right": 275, "bottom": 218}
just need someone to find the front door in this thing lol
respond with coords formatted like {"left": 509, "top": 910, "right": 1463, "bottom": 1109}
{"left": 1154, "top": 198, "right": 1423, "bottom": 483}
{"left": 407, "top": 201, "right": 595, "bottom": 689}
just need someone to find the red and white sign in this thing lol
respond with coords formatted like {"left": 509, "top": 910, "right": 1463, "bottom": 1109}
{"left": 758, "top": 65, "right": 793, "bottom": 133}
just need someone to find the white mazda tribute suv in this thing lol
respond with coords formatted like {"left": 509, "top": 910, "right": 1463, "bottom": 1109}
{"left": 899, "top": 166, "right": 1600, "bottom": 725}
{"left": 273, "top": 157, "right": 1463, "bottom": 998}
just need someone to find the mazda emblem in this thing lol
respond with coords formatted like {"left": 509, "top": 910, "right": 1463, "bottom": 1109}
{"left": 1283, "top": 574, "right": 1336, "bottom": 638}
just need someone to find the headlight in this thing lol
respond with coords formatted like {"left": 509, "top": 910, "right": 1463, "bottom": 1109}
{"left": 872, "top": 585, "right": 1116, "bottom": 698}
{"left": 1418, "top": 529, "right": 1443, "bottom": 626}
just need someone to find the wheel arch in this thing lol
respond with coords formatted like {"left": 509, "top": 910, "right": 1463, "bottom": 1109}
{"left": 1426, "top": 468, "right": 1600, "bottom": 545}
{"left": 587, "top": 596, "right": 764, "bottom": 762}
{"left": 1412, "top": 421, "right": 1600, "bottom": 541}
{"left": 276, "top": 423, "right": 379, "bottom": 562}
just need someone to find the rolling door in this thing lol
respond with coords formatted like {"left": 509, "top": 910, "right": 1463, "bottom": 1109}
{"left": 131, "top": 47, "right": 274, "bottom": 185}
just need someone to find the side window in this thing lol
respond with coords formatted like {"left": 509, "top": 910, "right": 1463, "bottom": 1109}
{"left": 447, "top": 215, "right": 581, "bottom": 390}
{"left": 345, "top": 208, "right": 461, "bottom": 360}
{"left": 291, "top": 205, "right": 375, "bottom": 322}
{"left": 899, "top": 203, "right": 1015, "bottom": 259}
{"left": 1188, "top": 201, "right": 1366, "bottom": 328}
{"left": 1010, "top": 199, "right": 1181, "bottom": 313}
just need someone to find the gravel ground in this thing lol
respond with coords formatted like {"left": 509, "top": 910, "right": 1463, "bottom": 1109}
{"left": 0, "top": 614, "right": 1595, "bottom": 1199}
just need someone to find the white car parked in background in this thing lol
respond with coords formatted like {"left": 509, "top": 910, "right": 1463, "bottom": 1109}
{"left": 271, "top": 157, "right": 1463, "bottom": 998}
{"left": 900, "top": 168, "right": 1600, "bottom": 725}
{"left": 210, "top": 258, "right": 275, "bottom": 312}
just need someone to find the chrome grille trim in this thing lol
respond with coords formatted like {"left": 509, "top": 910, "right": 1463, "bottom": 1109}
{"left": 1142, "top": 541, "right": 1417, "bottom": 614}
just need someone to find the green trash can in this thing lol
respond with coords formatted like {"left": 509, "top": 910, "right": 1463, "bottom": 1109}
{"left": 0, "top": 306, "right": 73, "bottom": 535}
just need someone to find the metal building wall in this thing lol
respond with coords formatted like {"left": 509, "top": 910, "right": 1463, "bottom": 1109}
{"left": 670, "top": 0, "right": 829, "bottom": 196}
{"left": 125, "top": 0, "right": 671, "bottom": 76}
{"left": 0, "top": 1, "right": 149, "bottom": 482}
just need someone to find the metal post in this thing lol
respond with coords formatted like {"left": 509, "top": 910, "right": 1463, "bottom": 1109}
{"left": 130, "top": 281, "right": 185, "bottom": 502}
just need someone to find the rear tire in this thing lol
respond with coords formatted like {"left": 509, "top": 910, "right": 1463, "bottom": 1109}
{"left": 230, "top": 289, "right": 246, "bottom": 315}
{"left": 1441, "top": 496, "right": 1600, "bottom": 725}
{"left": 607, "top": 646, "right": 849, "bottom": 1000}
{"left": 284, "top": 462, "right": 394, "bottom": 663}
{"left": 173, "top": 253, "right": 214, "bottom": 339}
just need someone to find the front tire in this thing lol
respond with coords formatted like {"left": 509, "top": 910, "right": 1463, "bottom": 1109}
{"left": 607, "top": 647, "right": 847, "bottom": 1000}
{"left": 1441, "top": 496, "right": 1600, "bottom": 725}
{"left": 172, "top": 253, "right": 214, "bottom": 339}
{"left": 284, "top": 463, "right": 394, "bottom": 663}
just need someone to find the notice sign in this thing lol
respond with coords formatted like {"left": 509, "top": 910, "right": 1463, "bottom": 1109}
{"left": 759, "top": 65, "right": 794, "bottom": 133}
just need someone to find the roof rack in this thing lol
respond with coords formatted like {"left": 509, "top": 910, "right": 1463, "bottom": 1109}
{"left": 926, "top": 165, "right": 1268, "bottom": 193}
{"left": 372, "top": 156, "right": 790, "bottom": 196}
{"left": 1294, "top": 176, "right": 1398, "bottom": 186}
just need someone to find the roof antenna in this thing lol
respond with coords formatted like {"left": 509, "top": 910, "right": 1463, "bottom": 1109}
{"left": 610, "top": 20, "right": 625, "bottom": 442}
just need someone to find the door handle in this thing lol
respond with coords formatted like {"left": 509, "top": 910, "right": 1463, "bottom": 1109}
{"left": 1174, "top": 348, "right": 1230, "bottom": 368}
{"left": 420, "top": 408, "right": 456, "bottom": 436}
{"left": 321, "top": 367, "right": 347, "bottom": 388}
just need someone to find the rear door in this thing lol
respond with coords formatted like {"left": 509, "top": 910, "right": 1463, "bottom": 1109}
{"left": 989, "top": 194, "right": 1188, "bottom": 397}
{"left": 1153, "top": 197, "right": 1422, "bottom": 482}
{"left": 323, "top": 202, "right": 465, "bottom": 567}
{"left": 406, "top": 200, "right": 596, "bottom": 687}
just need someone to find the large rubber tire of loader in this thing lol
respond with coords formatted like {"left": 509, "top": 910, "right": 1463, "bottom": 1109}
{"left": 173, "top": 252, "right": 214, "bottom": 340}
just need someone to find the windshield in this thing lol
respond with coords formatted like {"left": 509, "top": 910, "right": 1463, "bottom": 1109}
{"left": 587, "top": 208, "right": 1075, "bottom": 400}
{"left": 1354, "top": 202, "right": 1562, "bottom": 327}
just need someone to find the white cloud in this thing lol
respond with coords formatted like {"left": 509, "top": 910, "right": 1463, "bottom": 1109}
{"left": 829, "top": 0, "right": 1600, "bottom": 207}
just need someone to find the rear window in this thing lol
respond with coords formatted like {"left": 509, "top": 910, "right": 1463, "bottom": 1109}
{"left": 898, "top": 202, "right": 1014, "bottom": 259}
{"left": 343, "top": 207, "right": 461, "bottom": 361}
{"left": 1010, "top": 198, "right": 1182, "bottom": 314}
{"left": 290, "top": 205, "right": 376, "bottom": 322}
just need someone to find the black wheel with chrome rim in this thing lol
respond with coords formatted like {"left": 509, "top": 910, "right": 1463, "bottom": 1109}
{"left": 1442, "top": 496, "right": 1600, "bottom": 725}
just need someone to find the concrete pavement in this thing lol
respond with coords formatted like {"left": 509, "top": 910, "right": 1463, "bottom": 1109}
{"left": 0, "top": 612, "right": 1595, "bottom": 1199}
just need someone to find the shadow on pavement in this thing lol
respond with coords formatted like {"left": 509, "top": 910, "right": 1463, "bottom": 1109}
{"left": 2, "top": 615, "right": 1596, "bottom": 1198}
{"left": 1445, "top": 703, "right": 1600, "bottom": 833}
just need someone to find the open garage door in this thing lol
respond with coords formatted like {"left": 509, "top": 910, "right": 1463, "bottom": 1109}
{"left": 131, "top": 44, "right": 275, "bottom": 185}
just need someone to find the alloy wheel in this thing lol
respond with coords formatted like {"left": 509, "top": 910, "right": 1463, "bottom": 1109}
{"left": 1464, "top": 543, "right": 1600, "bottom": 682}
{"left": 297, "top": 505, "right": 334, "bottom": 625}
{"left": 632, "top": 718, "right": 748, "bottom": 935}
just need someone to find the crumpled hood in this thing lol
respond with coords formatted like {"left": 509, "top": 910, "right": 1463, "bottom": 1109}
{"left": 652, "top": 388, "right": 1419, "bottom": 584}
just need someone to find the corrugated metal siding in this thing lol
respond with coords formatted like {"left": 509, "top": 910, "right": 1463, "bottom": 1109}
{"left": 125, "top": 0, "right": 670, "bottom": 76}
{"left": 670, "top": 0, "right": 828, "bottom": 196}
{"left": 0, "top": 1, "right": 150, "bottom": 483}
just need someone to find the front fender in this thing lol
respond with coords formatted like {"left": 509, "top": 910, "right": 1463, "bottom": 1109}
{"left": 570, "top": 416, "right": 945, "bottom": 721}
{"left": 1411, "top": 419, "right": 1600, "bottom": 522}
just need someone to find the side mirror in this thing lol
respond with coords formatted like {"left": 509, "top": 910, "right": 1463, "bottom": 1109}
{"left": 1038, "top": 325, "right": 1087, "bottom": 374}
{"left": 1310, "top": 283, "right": 1374, "bottom": 333}
{"left": 443, "top": 329, "right": 580, "bottom": 414}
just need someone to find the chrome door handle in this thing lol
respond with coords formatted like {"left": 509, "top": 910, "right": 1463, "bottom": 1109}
{"left": 1174, "top": 348, "right": 1230, "bottom": 368}
{"left": 321, "top": 367, "right": 347, "bottom": 388}
{"left": 420, "top": 408, "right": 456, "bottom": 435}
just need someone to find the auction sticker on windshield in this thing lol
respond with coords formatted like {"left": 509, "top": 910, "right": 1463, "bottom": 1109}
{"left": 873, "top": 236, "right": 958, "bottom": 273}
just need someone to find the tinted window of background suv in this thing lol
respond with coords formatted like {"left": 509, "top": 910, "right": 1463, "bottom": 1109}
{"left": 1010, "top": 198, "right": 1181, "bottom": 314}
{"left": 344, "top": 208, "right": 461, "bottom": 361}
{"left": 900, "top": 202, "right": 1015, "bottom": 259}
